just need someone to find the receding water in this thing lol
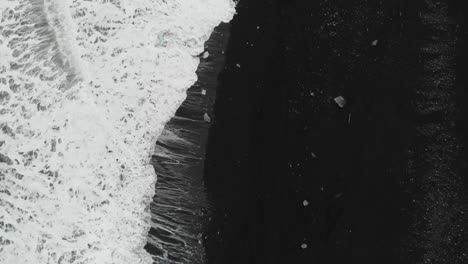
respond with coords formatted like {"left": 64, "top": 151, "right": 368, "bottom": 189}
{"left": 145, "top": 24, "right": 231, "bottom": 264}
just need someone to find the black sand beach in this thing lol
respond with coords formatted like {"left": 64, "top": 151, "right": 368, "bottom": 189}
{"left": 203, "top": 0, "right": 468, "bottom": 263}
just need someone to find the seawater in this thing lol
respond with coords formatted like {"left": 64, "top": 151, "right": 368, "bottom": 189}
{"left": 145, "top": 24, "right": 231, "bottom": 264}
{"left": 0, "top": 1, "right": 234, "bottom": 263}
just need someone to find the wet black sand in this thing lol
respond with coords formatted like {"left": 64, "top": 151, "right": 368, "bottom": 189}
{"left": 144, "top": 24, "right": 231, "bottom": 263}
{"left": 203, "top": 0, "right": 468, "bottom": 263}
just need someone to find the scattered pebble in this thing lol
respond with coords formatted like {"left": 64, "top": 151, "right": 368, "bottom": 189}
{"left": 311, "top": 152, "right": 317, "bottom": 158}
{"left": 371, "top": 39, "right": 378, "bottom": 46}
{"left": 236, "top": 63, "right": 241, "bottom": 68}
{"left": 201, "top": 89, "right": 206, "bottom": 95}
{"left": 302, "top": 200, "right": 309, "bottom": 207}
{"left": 334, "top": 193, "right": 343, "bottom": 199}
{"left": 204, "top": 113, "right": 211, "bottom": 122}
{"left": 301, "top": 243, "right": 308, "bottom": 249}
{"left": 202, "top": 51, "right": 209, "bottom": 59}
{"left": 334, "top": 96, "right": 346, "bottom": 108}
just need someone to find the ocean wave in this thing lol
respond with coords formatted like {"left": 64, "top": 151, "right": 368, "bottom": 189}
{"left": 0, "top": 0, "right": 234, "bottom": 263}
{"left": 144, "top": 24, "right": 230, "bottom": 263}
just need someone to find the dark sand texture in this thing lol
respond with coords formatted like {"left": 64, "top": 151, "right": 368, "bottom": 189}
{"left": 203, "top": 0, "right": 468, "bottom": 263}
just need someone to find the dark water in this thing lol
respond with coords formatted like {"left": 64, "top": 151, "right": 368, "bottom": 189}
{"left": 144, "top": 23, "right": 231, "bottom": 264}
{"left": 203, "top": 0, "right": 468, "bottom": 264}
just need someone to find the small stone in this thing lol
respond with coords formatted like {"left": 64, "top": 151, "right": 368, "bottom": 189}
{"left": 371, "top": 39, "right": 378, "bottom": 46}
{"left": 236, "top": 63, "right": 241, "bottom": 68}
{"left": 202, "top": 51, "right": 209, "bottom": 59}
{"left": 204, "top": 113, "right": 211, "bottom": 122}
{"left": 334, "top": 193, "right": 343, "bottom": 199}
{"left": 334, "top": 96, "right": 346, "bottom": 108}
{"left": 301, "top": 243, "right": 308, "bottom": 249}
{"left": 201, "top": 89, "right": 206, "bottom": 95}
{"left": 302, "top": 200, "right": 309, "bottom": 207}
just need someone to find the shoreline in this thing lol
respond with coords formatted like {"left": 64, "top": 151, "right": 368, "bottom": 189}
{"left": 145, "top": 23, "right": 231, "bottom": 264}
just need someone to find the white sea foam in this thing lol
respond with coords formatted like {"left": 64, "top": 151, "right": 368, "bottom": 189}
{"left": 0, "top": 0, "right": 235, "bottom": 263}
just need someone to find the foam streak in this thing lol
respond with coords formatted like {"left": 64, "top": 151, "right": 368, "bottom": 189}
{"left": 0, "top": 0, "right": 234, "bottom": 263}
